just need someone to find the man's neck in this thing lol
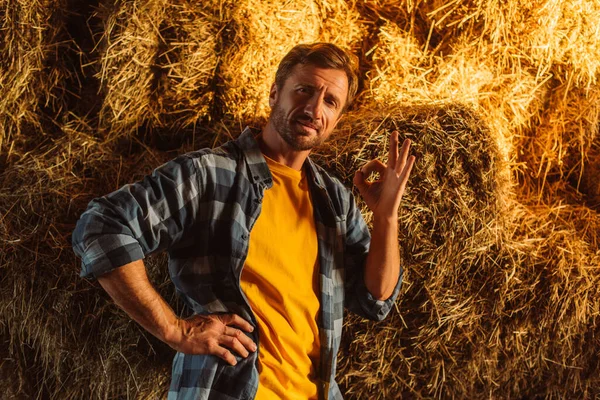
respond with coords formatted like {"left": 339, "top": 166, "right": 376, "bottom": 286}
{"left": 258, "top": 121, "right": 310, "bottom": 171}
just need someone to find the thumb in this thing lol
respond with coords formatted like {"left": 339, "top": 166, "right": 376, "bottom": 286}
{"left": 354, "top": 159, "right": 385, "bottom": 192}
{"left": 353, "top": 169, "right": 370, "bottom": 194}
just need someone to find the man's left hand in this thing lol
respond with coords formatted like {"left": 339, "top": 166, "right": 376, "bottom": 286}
{"left": 353, "top": 131, "right": 416, "bottom": 220}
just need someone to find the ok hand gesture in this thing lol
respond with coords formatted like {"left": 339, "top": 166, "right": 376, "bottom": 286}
{"left": 353, "top": 131, "right": 416, "bottom": 220}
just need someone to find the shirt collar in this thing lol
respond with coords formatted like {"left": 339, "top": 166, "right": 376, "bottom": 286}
{"left": 235, "top": 126, "right": 327, "bottom": 190}
{"left": 235, "top": 127, "right": 273, "bottom": 186}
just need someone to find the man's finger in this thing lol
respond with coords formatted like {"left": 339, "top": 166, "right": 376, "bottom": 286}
{"left": 360, "top": 159, "right": 387, "bottom": 177}
{"left": 219, "top": 313, "right": 254, "bottom": 332}
{"left": 399, "top": 155, "right": 416, "bottom": 187}
{"left": 224, "top": 326, "right": 257, "bottom": 353}
{"left": 353, "top": 170, "right": 370, "bottom": 193}
{"left": 388, "top": 131, "right": 399, "bottom": 168}
{"left": 395, "top": 138, "right": 412, "bottom": 174}
{"left": 219, "top": 334, "right": 250, "bottom": 359}
{"left": 207, "top": 339, "right": 237, "bottom": 366}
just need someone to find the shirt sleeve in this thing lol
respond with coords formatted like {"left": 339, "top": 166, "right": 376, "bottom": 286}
{"left": 72, "top": 154, "right": 201, "bottom": 279}
{"left": 343, "top": 189, "right": 403, "bottom": 321}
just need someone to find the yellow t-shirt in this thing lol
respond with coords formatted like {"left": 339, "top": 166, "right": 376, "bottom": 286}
{"left": 240, "top": 155, "right": 321, "bottom": 400}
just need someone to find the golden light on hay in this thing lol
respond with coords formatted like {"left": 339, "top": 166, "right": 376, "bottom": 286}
{"left": 367, "top": 21, "right": 432, "bottom": 105}
{"left": 482, "top": 0, "right": 600, "bottom": 89}
{"left": 95, "top": 0, "right": 167, "bottom": 138}
{"left": 518, "top": 83, "right": 600, "bottom": 201}
{"left": 1, "top": 0, "right": 600, "bottom": 397}
{"left": 220, "top": 0, "right": 364, "bottom": 123}
{"left": 95, "top": 0, "right": 219, "bottom": 139}
{"left": 319, "top": 0, "right": 364, "bottom": 46}
{"left": 366, "top": 27, "right": 545, "bottom": 177}
{"left": 155, "top": 1, "right": 220, "bottom": 130}
{"left": 0, "top": 0, "right": 69, "bottom": 150}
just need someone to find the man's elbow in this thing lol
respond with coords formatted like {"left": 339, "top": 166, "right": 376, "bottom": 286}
{"left": 365, "top": 279, "right": 396, "bottom": 301}
{"left": 371, "top": 288, "right": 394, "bottom": 301}
{"left": 372, "top": 290, "right": 394, "bottom": 301}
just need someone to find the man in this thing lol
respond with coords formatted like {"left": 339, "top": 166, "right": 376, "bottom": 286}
{"left": 72, "top": 43, "right": 415, "bottom": 399}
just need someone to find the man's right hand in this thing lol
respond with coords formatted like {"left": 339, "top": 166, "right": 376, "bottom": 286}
{"left": 166, "top": 313, "right": 257, "bottom": 366}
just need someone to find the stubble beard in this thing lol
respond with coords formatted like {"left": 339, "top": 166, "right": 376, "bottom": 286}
{"left": 270, "top": 102, "right": 325, "bottom": 151}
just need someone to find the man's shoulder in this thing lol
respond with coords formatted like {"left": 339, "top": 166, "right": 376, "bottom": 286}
{"left": 178, "top": 139, "right": 242, "bottom": 172}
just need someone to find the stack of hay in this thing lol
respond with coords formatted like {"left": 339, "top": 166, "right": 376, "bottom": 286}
{"left": 219, "top": 0, "right": 364, "bottom": 123}
{"left": 0, "top": 0, "right": 71, "bottom": 151}
{"left": 95, "top": 0, "right": 221, "bottom": 141}
{"left": 317, "top": 104, "right": 600, "bottom": 398}
{"left": 1, "top": 0, "right": 599, "bottom": 398}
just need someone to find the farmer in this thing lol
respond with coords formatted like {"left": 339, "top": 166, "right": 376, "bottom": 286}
{"left": 72, "top": 42, "right": 415, "bottom": 399}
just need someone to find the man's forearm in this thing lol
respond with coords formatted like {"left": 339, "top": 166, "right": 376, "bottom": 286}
{"left": 364, "top": 215, "right": 401, "bottom": 300}
{"left": 96, "top": 258, "right": 257, "bottom": 363}
{"left": 97, "top": 259, "right": 179, "bottom": 344}
{"left": 352, "top": 132, "right": 414, "bottom": 301}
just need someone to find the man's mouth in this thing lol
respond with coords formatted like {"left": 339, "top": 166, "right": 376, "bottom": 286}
{"left": 295, "top": 120, "right": 320, "bottom": 134}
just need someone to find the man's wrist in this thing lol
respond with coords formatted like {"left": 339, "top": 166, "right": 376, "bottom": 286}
{"left": 161, "top": 316, "right": 183, "bottom": 348}
{"left": 371, "top": 212, "right": 399, "bottom": 227}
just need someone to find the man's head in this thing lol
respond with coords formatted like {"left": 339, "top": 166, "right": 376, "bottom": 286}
{"left": 268, "top": 43, "right": 359, "bottom": 152}
{"left": 274, "top": 43, "right": 359, "bottom": 111}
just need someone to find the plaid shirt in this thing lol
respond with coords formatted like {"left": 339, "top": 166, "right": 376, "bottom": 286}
{"left": 73, "top": 127, "right": 402, "bottom": 400}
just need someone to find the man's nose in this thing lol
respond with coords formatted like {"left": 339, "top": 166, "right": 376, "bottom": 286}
{"left": 304, "top": 93, "right": 324, "bottom": 120}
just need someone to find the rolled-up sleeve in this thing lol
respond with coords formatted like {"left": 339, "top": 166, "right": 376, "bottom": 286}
{"left": 343, "top": 190, "right": 403, "bottom": 321}
{"left": 72, "top": 154, "right": 201, "bottom": 279}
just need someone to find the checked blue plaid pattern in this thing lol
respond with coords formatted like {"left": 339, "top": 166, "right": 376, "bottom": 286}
{"left": 72, "top": 127, "right": 402, "bottom": 399}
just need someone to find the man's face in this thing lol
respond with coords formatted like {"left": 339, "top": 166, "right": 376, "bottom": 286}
{"left": 269, "top": 63, "right": 349, "bottom": 151}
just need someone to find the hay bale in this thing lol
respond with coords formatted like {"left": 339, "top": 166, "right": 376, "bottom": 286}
{"left": 0, "top": 115, "right": 186, "bottom": 398}
{"left": 219, "top": 0, "right": 364, "bottom": 124}
{"left": 94, "top": 0, "right": 219, "bottom": 139}
{"left": 488, "top": 201, "right": 600, "bottom": 397}
{"left": 363, "top": 0, "right": 600, "bottom": 177}
{"left": 319, "top": 103, "right": 507, "bottom": 398}
{"left": 519, "top": 84, "right": 600, "bottom": 201}
{"left": 314, "top": 103, "right": 508, "bottom": 266}
{"left": 154, "top": 0, "right": 220, "bottom": 130}
{"left": 481, "top": 0, "right": 600, "bottom": 89}
{"left": 0, "top": 0, "right": 70, "bottom": 150}
{"left": 94, "top": 0, "right": 166, "bottom": 138}
{"left": 339, "top": 200, "right": 600, "bottom": 399}
{"left": 363, "top": 0, "right": 600, "bottom": 89}
{"left": 315, "top": 104, "right": 600, "bottom": 398}
{"left": 363, "top": 0, "right": 485, "bottom": 53}
{"left": 365, "top": 21, "right": 432, "bottom": 105}
{"left": 365, "top": 22, "right": 551, "bottom": 166}
{"left": 2, "top": 0, "right": 600, "bottom": 397}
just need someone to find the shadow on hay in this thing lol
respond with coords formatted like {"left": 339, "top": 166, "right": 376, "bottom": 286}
{"left": 317, "top": 104, "right": 600, "bottom": 399}
{"left": 311, "top": 103, "right": 506, "bottom": 398}
{"left": 0, "top": 123, "right": 219, "bottom": 397}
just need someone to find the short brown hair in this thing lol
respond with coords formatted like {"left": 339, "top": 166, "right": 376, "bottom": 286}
{"left": 275, "top": 43, "right": 359, "bottom": 111}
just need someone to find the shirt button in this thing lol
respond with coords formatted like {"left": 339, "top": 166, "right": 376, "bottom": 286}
{"left": 241, "top": 233, "right": 249, "bottom": 240}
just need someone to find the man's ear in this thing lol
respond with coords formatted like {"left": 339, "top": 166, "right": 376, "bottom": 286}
{"left": 269, "top": 83, "right": 278, "bottom": 108}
